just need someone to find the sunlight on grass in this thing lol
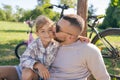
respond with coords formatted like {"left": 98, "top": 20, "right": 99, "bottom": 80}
{"left": 0, "top": 55, "right": 15, "bottom": 60}
{"left": 0, "top": 21, "right": 32, "bottom": 65}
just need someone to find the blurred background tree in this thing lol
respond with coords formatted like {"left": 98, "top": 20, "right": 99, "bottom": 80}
{"left": 88, "top": 4, "right": 97, "bottom": 16}
{"left": 0, "top": 0, "right": 93, "bottom": 22}
{"left": 1, "top": 0, "right": 120, "bottom": 29}
{"left": 60, "top": 0, "right": 76, "bottom": 7}
{"left": 2, "top": 4, "right": 13, "bottom": 21}
{"left": 100, "top": 0, "right": 120, "bottom": 29}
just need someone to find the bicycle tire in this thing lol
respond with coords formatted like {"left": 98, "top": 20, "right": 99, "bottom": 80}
{"left": 15, "top": 42, "right": 27, "bottom": 59}
{"left": 91, "top": 28, "right": 120, "bottom": 78}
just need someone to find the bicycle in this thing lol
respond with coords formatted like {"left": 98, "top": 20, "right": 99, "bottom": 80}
{"left": 88, "top": 15, "right": 120, "bottom": 79}
{"left": 46, "top": 4, "right": 69, "bottom": 18}
{"left": 15, "top": 19, "right": 34, "bottom": 59}
{"left": 49, "top": 4, "right": 120, "bottom": 79}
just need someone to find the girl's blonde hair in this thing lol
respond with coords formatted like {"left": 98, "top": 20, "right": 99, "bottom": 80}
{"left": 35, "top": 15, "right": 54, "bottom": 32}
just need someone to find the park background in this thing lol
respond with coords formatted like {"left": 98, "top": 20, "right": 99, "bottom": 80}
{"left": 0, "top": 0, "right": 120, "bottom": 80}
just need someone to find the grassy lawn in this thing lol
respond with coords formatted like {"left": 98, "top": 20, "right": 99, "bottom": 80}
{"left": 0, "top": 21, "right": 120, "bottom": 79}
{"left": 0, "top": 21, "right": 36, "bottom": 65}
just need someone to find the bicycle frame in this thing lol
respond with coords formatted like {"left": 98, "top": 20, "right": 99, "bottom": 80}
{"left": 15, "top": 20, "right": 34, "bottom": 59}
{"left": 88, "top": 15, "right": 120, "bottom": 78}
{"left": 25, "top": 20, "right": 34, "bottom": 45}
{"left": 88, "top": 15, "right": 120, "bottom": 59}
{"left": 46, "top": 4, "right": 69, "bottom": 19}
{"left": 27, "top": 30, "right": 34, "bottom": 45}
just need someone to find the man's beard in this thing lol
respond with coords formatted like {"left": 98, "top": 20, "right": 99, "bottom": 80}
{"left": 54, "top": 37, "right": 64, "bottom": 43}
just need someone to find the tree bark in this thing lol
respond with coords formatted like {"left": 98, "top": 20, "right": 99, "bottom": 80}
{"left": 77, "top": 0, "right": 88, "bottom": 36}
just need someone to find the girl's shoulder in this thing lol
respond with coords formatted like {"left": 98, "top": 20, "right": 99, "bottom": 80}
{"left": 51, "top": 39, "right": 60, "bottom": 47}
{"left": 28, "top": 38, "right": 40, "bottom": 49}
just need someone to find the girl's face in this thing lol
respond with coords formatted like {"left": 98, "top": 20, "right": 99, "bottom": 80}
{"left": 36, "top": 23, "right": 54, "bottom": 43}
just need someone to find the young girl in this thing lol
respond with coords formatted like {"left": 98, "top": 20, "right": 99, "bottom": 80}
{"left": 0, "top": 15, "right": 89, "bottom": 80}
{"left": 20, "top": 15, "right": 59, "bottom": 80}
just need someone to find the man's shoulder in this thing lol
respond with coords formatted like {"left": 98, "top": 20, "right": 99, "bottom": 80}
{"left": 76, "top": 41, "right": 100, "bottom": 53}
{"left": 76, "top": 41, "right": 96, "bottom": 47}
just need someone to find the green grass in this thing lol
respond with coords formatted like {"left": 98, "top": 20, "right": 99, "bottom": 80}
{"left": 0, "top": 21, "right": 36, "bottom": 65}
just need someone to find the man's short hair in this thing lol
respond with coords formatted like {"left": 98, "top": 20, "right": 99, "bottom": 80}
{"left": 62, "top": 14, "right": 84, "bottom": 34}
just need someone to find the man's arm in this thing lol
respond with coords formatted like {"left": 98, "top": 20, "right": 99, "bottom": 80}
{"left": 86, "top": 44, "right": 110, "bottom": 80}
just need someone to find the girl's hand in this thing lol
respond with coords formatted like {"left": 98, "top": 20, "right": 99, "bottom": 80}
{"left": 34, "top": 62, "right": 50, "bottom": 80}
{"left": 78, "top": 36, "right": 90, "bottom": 43}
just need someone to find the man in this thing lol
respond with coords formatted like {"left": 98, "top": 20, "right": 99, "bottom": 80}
{"left": 0, "top": 15, "right": 89, "bottom": 80}
{"left": 0, "top": 14, "right": 110, "bottom": 80}
{"left": 48, "top": 14, "right": 110, "bottom": 80}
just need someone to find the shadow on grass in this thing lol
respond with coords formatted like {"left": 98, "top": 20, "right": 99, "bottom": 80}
{"left": 104, "top": 58, "right": 120, "bottom": 77}
{"left": 0, "top": 30, "right": 27, "bottom": 33}
{"left": 0, "top": 58, "right": 19, "bottom": 65}
{"left": 0, "top": 39, "right": 22, "bottom": 65}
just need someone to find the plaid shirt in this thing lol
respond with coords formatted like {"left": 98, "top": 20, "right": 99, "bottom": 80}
{"left": 19, "top": 38, "right": 59, "bottom": 70}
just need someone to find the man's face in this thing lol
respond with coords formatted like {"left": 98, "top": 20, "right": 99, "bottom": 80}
{"left": 53, "top": 19, "right": 80, "bottom": 43}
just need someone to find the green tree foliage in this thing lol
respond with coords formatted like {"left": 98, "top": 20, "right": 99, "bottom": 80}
{"left": 36, "top": 3, "right": 59, "bottom": 21}
{"left": 36, "top": 0, "right": 59, "bottom": 21}
{"left": 0, "top": 0, "right": 80, "bottom": 22}
{"left": 101, "top": 0, "right": 120, "bottom": 29}
{"left": 19, "top": 10, "right": 32, "bottom": 21}
{"left": 16, "top": 0, "right": 59, "bottom": 22}
{"left": 2, "top": 4, "right": 13, "bottom": 21}
{"left": 0, "top": 9, "right": 6, "bottom": 20}
{"left": 13, "top": 6, "right": 25, "bottom": 22}
{"left": 20, "top": 3, "right": 59, "bottom": 22}
{"left": 60, "top": 0, "right": 76, "bottom": 7}
{"left": 0, "top": 0, "right": 59, "bottom": 22}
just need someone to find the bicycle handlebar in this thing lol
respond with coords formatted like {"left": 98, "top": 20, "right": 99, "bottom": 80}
{"left": 88, "top": 15, "right": 105, "bottom": 21}
{"left": 46, "top": 4, "right": 69, "bottom": 18}
{"left": 25, "top": 20, "right": 35, "bottom": 28}
{"left": 54, "top": 4, "right": 69, "bottom": 9}
{"left": 46, "top": 4, "right": 69, "bottom": 10}
{"left": 88, "top": 15, "right": 105, "bottom": 28}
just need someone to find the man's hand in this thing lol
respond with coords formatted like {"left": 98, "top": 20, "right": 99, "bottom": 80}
{"left": 34, "top": 62, "right": 50, "bottom": 80}
{"left": 78, "top": 36, "right": 90, "bottom": 43}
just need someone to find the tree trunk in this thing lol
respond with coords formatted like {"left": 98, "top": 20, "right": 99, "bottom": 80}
{"left": 77, "top": 0, "right": 88, "bottom": 36}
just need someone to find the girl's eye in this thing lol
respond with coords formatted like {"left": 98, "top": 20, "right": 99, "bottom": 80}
{"left": 41, "top": 30, "right": 45, "bottom": 33}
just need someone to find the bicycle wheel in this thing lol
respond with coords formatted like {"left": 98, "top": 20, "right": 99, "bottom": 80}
{"left": 15, "top": 42, "right": 27, "bottom": 59}
{"left": 91, "top": 28, "right": 120, "bottom": 79}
